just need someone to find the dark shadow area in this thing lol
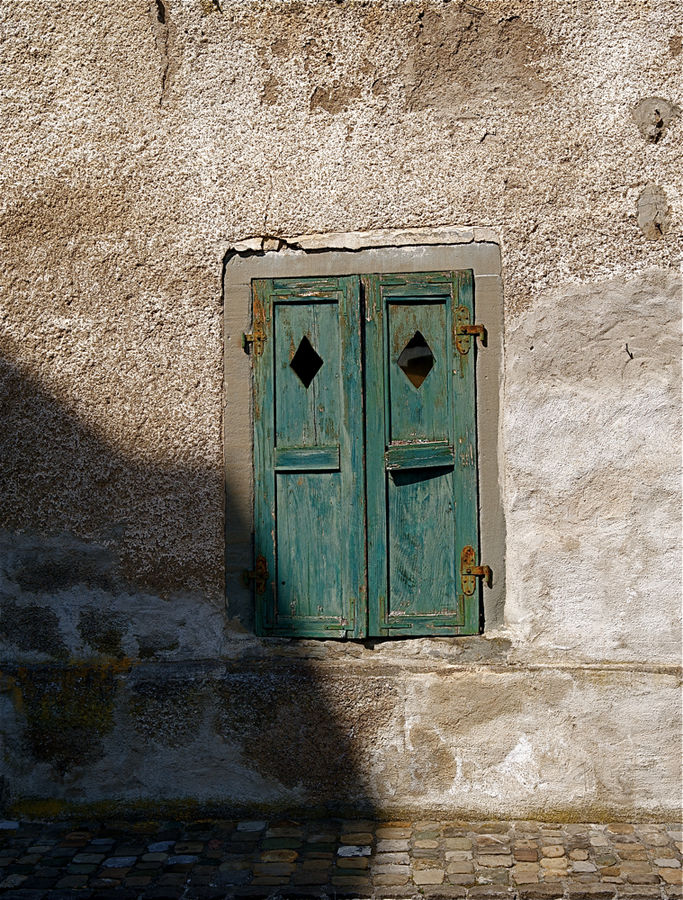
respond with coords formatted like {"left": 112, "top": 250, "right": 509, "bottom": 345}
{"left": 0, "top": 347, "right": 380, "bottom": 821}
{"left": 0, "top": 343, "right": 223, "bottom": 599}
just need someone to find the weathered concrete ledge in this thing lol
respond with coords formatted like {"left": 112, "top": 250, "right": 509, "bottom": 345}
{"left": 1, "top": 656, "right": 680, "bottom": 823}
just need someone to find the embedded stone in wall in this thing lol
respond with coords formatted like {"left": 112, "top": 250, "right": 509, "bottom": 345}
{"left": 637, "top": 183, "right": 671, "bottom": 239}
{"left": 77, "top": 605, "right": 126, "bottom": 659}
{"left": 632, "top": 97, "right": 680, "bottom": 143}
{"left": 0, "top": 600, "right": 67, "bottom": 659}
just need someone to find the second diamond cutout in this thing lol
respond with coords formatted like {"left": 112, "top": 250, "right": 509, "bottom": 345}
{"left": 397, "top": 331, "right": 434, "bottom": 388}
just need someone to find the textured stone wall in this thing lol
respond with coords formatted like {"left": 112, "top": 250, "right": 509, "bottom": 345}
{"left": 0, "top": 0, "right": 680, "bottom": 818}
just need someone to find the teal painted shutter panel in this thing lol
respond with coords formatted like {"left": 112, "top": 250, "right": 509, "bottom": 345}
{"left": 363, "top": 271, "right": 480, "bottom": 636}
{"left": 252, "top": 277, "right": 366, "bottom": 638}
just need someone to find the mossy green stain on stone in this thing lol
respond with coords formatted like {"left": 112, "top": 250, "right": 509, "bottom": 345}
{"left": 16, "top": 664, "right": 120, "bottom": 775}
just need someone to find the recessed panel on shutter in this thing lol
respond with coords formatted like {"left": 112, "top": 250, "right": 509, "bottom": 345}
{"left": 252, "top": 277, "right": 366, "bottom": 637}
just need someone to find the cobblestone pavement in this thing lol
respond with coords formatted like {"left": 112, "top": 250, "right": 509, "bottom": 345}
{"left": 0, "top": 818, "right": 681, "bottom": 900}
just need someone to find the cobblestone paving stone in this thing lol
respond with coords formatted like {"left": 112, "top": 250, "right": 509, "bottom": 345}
{"left": 0, "top": 818, "right": 680, "bottom": 900}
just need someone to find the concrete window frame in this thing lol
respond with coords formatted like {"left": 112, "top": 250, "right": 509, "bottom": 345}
{"left": 223, "top": 230, "right": 505, "bottom": 635}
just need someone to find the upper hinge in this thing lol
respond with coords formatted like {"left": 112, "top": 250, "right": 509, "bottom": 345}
{"left": 242, "top": 325, "right": 267, "bottom": 357}
{"left": 460, "top": 545, "right": 493, "bottom": 596}
{"left": 455, "top": 305, "right": 487, "bottom": 355}
{"left": 243, "top": 297, "right": 267, "bottom": 357}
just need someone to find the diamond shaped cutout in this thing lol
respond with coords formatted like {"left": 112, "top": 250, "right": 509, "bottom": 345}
{"left": 397, "top": 330, "right": 434, "bottom": 388}
{"left": 290, "top": 335, "right": 323, "bottom": 388}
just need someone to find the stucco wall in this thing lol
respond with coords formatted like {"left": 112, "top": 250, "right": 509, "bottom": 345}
{"left": 0, "top": 0, "right": 680, "bottom": 819}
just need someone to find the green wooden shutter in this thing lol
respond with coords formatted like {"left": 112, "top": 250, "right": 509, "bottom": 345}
{"left": 252, "top": 276, "right": 366, "bottom": 638}
{"left": 363, "top": 270, "right": 480, "bottom": 636}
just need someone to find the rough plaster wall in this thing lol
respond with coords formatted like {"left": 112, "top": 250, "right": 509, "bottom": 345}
{"left": 1, "top": 0, "right": 679, "bottom": 658}
{"left": 0, "top": 0, "right": 681, "bottom": 815}
{"left": 505, "top": 269, "right": 682, "bottom": 665}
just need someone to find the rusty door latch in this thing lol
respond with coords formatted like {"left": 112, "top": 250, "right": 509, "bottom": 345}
{"left": 242, "top": 554, "right": 269, "bottom": 593}
{"left": 455, "top": 306, "right": 487, "bottom": 355}
{"left": 460, "top": 545, "right": 493, "bottom": 595}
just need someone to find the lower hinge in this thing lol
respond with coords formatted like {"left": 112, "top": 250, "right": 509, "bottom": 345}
{"left": 242, "top": 554, "right": 268, "bottom": 593}
{"left": 460, "top": 545, "right": 493, "bottom": 595}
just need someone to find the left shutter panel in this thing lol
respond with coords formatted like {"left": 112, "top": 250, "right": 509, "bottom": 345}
{"left": 252, "top": 276, "right": 366, "bottom": 638}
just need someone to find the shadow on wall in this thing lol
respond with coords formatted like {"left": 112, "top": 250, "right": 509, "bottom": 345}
{"left": 0, "top": 345, "right": 225, "bottom": 602}
{"left": 0, "top": 349, "right": 380, "bottom": 819}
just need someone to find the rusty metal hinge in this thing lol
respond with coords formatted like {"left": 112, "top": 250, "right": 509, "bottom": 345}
{"left": 460, "top": 545, "right": 492, "bottom": 595}
{"left": 242, "top": 324, "right": 267, "bottom": 357}
{"left": 242, "top": 554, "right": 268, "bottom": 593}
{"left": 455, "top": 305, "right": 487, "bottom": 355}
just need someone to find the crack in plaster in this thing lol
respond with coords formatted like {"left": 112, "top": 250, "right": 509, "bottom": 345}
{"left": 150, "top": 0, "right": 173, "bottom": 105}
